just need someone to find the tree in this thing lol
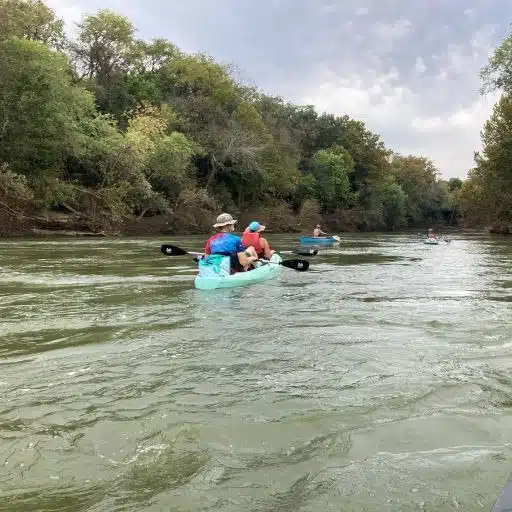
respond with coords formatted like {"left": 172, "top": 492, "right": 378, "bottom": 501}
{"left": 0, "top": 2, "right": 464, "bottom": 234}
{"left": 380, "top": 179, "right": 407, "bottom": 230}
{"left": 132, "top": 38, "right": 179, "bottom": 73}
{"left": 70, "top": 9, "right": 136, "bottom": 114}
{"left": 447, "top": 177, "right": 463, "bottom": 191}
{"left": 0, "top": 0, "right": 65, "bottom": 48}
{"left": 390, "top": 154, "right": 440, "bottom": 224}
{"left": 335, "top": 116, "right": 391, "bottom": 205}
{"left": 462, "top": 95, "right": 512, "bottom": 225}
{"left": 307, "top": 145, "right": 355, "bottom": 212}
{"left": 0, "top": 38, "right": 96, "bottom": 181}
{"left": 480, "top": 27, "right": 512, "bottom": 94}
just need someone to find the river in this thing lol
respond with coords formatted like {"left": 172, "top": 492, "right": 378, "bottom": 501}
{"left": 0, "top": 232, "right": 511, "bottom": 511}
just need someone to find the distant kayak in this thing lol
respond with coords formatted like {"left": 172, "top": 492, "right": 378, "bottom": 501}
{"left": 423, "top": 238, "right": 439, "bottom": 245}
{"left": 299, "top": 235, "right": 340, "bottom": 245}
{"left": 194, "top": 253, "right": 282, "bottom": 290}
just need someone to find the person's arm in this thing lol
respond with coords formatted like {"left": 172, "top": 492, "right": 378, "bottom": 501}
{"left": 205, "top": 238, "right": 211, "bottom": 255}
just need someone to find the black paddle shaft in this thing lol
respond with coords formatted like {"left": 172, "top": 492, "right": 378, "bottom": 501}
{"left": 161, "top": 244, "right": 310, "bottom": 271}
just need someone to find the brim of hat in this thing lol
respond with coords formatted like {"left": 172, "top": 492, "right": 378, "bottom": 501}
{"left": 256, "top": 225, "right": 266, "bottom": 232}
{"left": 213, "top": 219, "right": 237, "bottom": 227}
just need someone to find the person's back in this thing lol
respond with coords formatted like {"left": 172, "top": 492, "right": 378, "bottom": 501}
{"left": 206, "top": 231, "right": 243, "bottom": 255}
{"left": 313, "top": 225, "right": 326, "bottom": 238}
{"left": 241, "top": 221, "right": 274, "bottom": 259}
{"left": 204, "top": 213, "right": 258, "bottom": 273}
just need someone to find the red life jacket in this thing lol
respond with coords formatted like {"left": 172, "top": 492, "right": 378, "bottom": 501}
{"left": 242, "top": 231, "right": 263, "bottom": 255}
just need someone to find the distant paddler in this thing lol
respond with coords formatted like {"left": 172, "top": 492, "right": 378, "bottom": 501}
{"left": 427, "top": 228, "right": 438, "bottom": 240}
{"left": 313, "top": 224, "right": 328, "bottom": 238}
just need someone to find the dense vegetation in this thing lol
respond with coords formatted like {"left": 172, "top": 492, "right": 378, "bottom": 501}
{"left": 459, "top": 26, "right": 512, "bottom": 234}
{"left": 1, "top": 0, "right": 463, "bottom": 235}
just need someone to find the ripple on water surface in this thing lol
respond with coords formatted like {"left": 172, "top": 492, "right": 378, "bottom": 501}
{"left": 0, "top": 233, "right": 511, "bottom": 511}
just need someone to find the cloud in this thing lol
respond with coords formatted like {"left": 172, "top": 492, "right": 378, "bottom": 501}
{"left": 44, "top": 0, "right": 508, "bottom": 178}
{"left": 294, "top": 28, "right": 500, "bottom": 178}
{"left": 414, "top": 57, "right": 427, "bottom": 73}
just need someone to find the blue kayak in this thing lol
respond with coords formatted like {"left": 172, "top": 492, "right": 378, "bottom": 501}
{"left": 299, "top": 236, "right": 340, "bottom": 245}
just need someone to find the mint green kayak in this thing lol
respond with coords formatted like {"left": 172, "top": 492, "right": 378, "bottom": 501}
{"left": 194, "top": 253, "right": 282, "bottom": 290}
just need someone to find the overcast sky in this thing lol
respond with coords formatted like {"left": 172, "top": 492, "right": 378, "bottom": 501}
{"left": 46, "top": 0, "right": 511, "bottom": 179}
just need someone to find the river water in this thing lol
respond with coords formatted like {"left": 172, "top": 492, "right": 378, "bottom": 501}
{"left": 0, "top": 232, "right": 511, "bottom": 511}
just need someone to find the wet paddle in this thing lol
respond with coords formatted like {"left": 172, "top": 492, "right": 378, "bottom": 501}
{"left": 160, "top": 244, "right": 199, "bottom": 257}
{"left": 160, "top": 245, "right": 310, "bottom": 272}
{"left": 260, "top": 258, "right": 310, "bottom": 271}
{"left": 284, "top": 248, "right": 319, "bottom": 256}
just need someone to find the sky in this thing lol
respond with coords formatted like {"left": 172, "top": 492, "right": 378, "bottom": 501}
{"left": 46, "top": 0, "right": 512, "bottom": 179}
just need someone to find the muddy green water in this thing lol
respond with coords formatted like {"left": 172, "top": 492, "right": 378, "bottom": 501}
{"left": 0, "top": 232, "right": 511, "bottom": 511}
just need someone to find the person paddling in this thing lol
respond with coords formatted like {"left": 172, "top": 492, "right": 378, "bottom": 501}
{"left": 313, "top": 224, "right": 327, "bottom": 238}
{"left": 242, "top": 221, "right": 275, "bottom": 259}
{"left": 427, "top": 228, "right": 437, "bottom": 239}
{"left": 205, "top": 213, "right": 258, "bottom": 273}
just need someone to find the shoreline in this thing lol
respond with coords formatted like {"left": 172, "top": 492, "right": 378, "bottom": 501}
{"left": 1, "top": 208, "right": 507, "bottom": 239}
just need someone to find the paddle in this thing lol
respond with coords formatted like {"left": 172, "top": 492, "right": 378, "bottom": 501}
{"left": 160, "top": 245, "right": 310, "bottom": 272}
{"left": 260, "top": 258, "right": 309, "bottom": 271}
{"left": 160, "top": 244, "right": 198, "bottom": 257}
{"left": 286, "top": 248, "right": 319, "bottom": 256}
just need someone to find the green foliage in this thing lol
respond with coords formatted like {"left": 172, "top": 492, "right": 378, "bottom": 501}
{"left": 0, "top": 0, "right": 65, "bottom": 48}
{"left": 307, "top": 146, "right": 356, "bottom": 212}
{"left": 0, "top": 1, "right": 462, "bottom": 233}
{"left": 379, "top": 179, "right": 407, "bottom": 230}
{"left": 390, "top": 154, "right": 441, "bottom": 223}
{"left": 480, "top": 27, "right": 512, "bottom": 95}
{"left": 0, "top": 38, "right": 96, "bottom": 180}
{"left": 462, "top": 94, "right": 512, "bottom": 225}
{"left": 0, "top": 163, "right": 33, "bottom": 205}
{"left": 447, "top": 178, "right": 462, "bottom": 191}
{"left": 146, "top": 131, "right": 196, "bottom": 202}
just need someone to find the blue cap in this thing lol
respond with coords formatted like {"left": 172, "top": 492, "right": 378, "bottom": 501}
{"left": 248, "top": 221, "right": 265, "bottom": 232}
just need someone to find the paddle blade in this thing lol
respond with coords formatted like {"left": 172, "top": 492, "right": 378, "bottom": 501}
{"left": 293, "top": 248, "right": 319, "bottom": 256}
{"left": 281, "top": 259, "right": 309, "bottom": 271}
{"left": 160, "top": 244, "right": 188, "bottom": 256}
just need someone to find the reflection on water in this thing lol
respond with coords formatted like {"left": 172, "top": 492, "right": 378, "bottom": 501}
{"left": 0, "top": 232, "right": 511, "bottom": 511}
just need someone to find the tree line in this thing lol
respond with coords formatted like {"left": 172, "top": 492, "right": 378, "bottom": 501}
{"left": 460, "top": 26, "right": 512, "bottom": 234}
{"left": 0, "top": 0, "right": 464, "bottom": 234}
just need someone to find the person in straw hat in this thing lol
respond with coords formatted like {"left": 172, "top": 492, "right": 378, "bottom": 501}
{"left": 204, "top": 213, "right": 259, "bottom": 273}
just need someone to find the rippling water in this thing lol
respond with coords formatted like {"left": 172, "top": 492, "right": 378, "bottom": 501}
{"left": 0, "top": 232, "right": 511, "bottom": 511}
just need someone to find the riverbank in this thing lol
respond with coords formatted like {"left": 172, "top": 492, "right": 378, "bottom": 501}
{"left": 0, "top": 205, "right": 470, "bottom": 238}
